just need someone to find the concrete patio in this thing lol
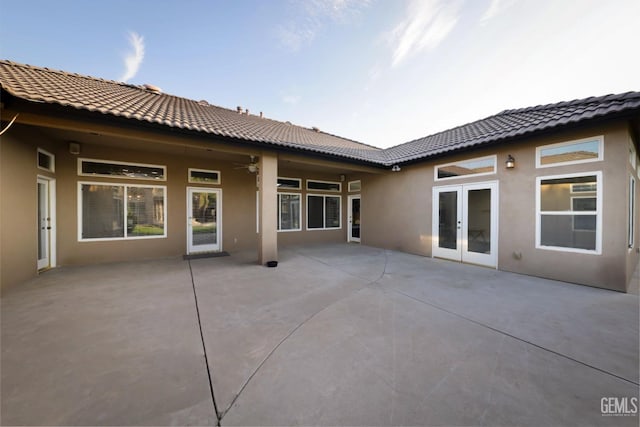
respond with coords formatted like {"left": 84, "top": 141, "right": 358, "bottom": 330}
{"left": 2, "top": 244, "right": 639, "bottom": 426}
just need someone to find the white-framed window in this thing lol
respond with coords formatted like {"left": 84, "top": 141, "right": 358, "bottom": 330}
{"left": 536, "top": 171, "right": 602, "bottom": 254}
{"left": 189, "top": 168, "right": 220, "bottom": 185}
{"left": 79, "top": 158, "right": 166, "bottom": 181}
{"left": 348, "top": 180, "right": 361, "bottom": 192}
{"left": 277, "top": 177, "right": 301, "bottom": 190}
{"left": 37, "top": 148, "right": 55, "bottom": 172}
{"left": 78, "top": 182, "right": 167, "bottom": 241}
{"left": 307, "top": 194, "right": 341, "bottom": 229}
{"left": 307, "top": 179, "right": 341, "bottom": 192}
{"left": 277, "top": 193, "right": 301, "bottom": 231}
{"left": 434, "top": 155, "right": 496, "bottom": 181}
{"left": 536, "top": 136, "right": 603, "bottom": 168}
{"left": 630, "top": 175, "right": 636, "bottom": 249}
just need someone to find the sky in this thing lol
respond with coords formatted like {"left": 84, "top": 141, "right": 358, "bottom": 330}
{"left": 1, "top": 0, "right": 639, "bottom": 148}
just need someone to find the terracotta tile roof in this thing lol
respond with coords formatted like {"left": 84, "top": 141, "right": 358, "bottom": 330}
{"left": 0, "top": 60, "right": 385, "bottom": 163}
{"left": 1, "top": 60, "right": 639, "bottom": 167}
{"left": 384, "top": 92, "right": 640, "bottom": 163}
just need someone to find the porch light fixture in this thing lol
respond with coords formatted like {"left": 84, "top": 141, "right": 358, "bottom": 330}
{"left": 391, "top": 165, "right": 401, "bottom": 172}
{"left": 505, "top": 155, "right": 515, "bottom": 169}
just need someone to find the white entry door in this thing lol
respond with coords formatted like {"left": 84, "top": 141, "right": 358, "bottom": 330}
{"left": 432, "top": 182, "right": 498, "bottom": 267}
{"left": 37, "top": 178, "right": 54, "bottom": 270}
{"left": 187, "top": 188, "right": 221, "bottom": 253}
{"left": 348, "top": 195, "right": 361, "bottom": 243}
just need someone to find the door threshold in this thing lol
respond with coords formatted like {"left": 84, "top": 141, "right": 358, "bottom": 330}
{"left": 183, "top": 251, "right": 230, "bottom": 260}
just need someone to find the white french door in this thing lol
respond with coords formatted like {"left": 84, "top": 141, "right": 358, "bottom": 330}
{"left": 187, "top": 188, "right": 222, "bottom": 254}
{"left": 432, "top": 182, "right": 498, "bottom": 268}
{"left": 348, "top": 195, "right": 361, "bottom": 243}
{"left": 37, "top": 177, "right": 55, "bottom": 270}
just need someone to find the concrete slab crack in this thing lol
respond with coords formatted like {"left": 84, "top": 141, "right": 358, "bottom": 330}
{"left": 187, "top": 260, "right": 222, "bottom": 426}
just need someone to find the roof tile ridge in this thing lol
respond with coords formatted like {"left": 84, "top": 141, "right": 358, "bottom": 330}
{"left": 498, "top": 91, "right": 640, "bottom": 115}
{"left": 0, "top": 58, "right": 141, "bottom": 90}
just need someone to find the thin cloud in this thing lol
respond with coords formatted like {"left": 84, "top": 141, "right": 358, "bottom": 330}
{"left": 277, "top": 0, "right": 370, "bottom": 51}
{"left": 282, "top": 94, "right": 302, "bottom": 105}
{"left": 389, "top": 0, "right": 462, "bottom": 67}
{"left": 480, "top": 0, "right": 516, "bottom": 23}
{"left": 120, "top": 31, "right": 145, "bottom": 83}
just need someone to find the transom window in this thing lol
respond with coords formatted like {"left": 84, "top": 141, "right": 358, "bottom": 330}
{"left": 435, "top": 156, "right": 496, "bottom": 181}
{"left": 189, "top": 168, "right": 220, "bottom": 184}
{"left": 536, "top": 172, "right": 602, "bottom": 254}
{"left": 277, "top": 193, "right": 301, "bottom": 231}
{"left": 348, "top": 180, "right": 361, "bottom": 192}
{"left": 37, "top": 148, "right": 55, "bottom": 172}
{"left": 307, "top": 194, "right": 341, "bottom": 229}
{"left": 79, "top": 158, "right": 166, "bottom": 181}
{"left": 79, "top": 182, "right": 166, "bottom": 241}
{"left": 307, "top": 179, "right": 341, "bottom": 192}
{"left": 536, "top": 136, "right": 603, "bottom": 168}
{"left": 277, "top": 177, "right": 301, "bottom": 189}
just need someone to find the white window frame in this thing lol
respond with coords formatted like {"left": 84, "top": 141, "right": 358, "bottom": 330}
{"left": 37, "top": 148, "right": 55, "bottom": 172}
{"left": 188, "top": 168, "right": 221, "bottom": 185}
{"left": 348, "top": 180, "right": 361, "bottom": 192}
{"left": 306, "top": 194, "right": 342, "bottom": 230}
{"left": 536, "top": 171, "right": 602, "bottom": 255}
{"left": 78, "top": 158, "right": 167, "bottom": 181}
{"left": 306, "top": 179, "right": 342, "bottom": 192}
{"left": 277, "top": 192, "right": 302, "bottom": 232}
{"left": 78, "top": 181, "right": 168, "bottom": 241}
{"left": 536, "top": 136, "right": 604, "bottom": 169}
{"left": 434, "top": 155, "right": 497, "bottom": 182}
{"left": 277, "top": 177, "right": 302, "bottom": 190}
{"left": 630, "top": 175, "right": 636, "bottom": 249}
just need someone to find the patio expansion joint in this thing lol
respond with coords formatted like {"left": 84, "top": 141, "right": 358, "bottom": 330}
{"left": 187, "top": 259, "right": 222, "bottom": 427}
{"left": 389, "top": 288, "right": 640, "bottom": 387}
{"left": 218, "top": 249, "right": 391, "bottom": 422}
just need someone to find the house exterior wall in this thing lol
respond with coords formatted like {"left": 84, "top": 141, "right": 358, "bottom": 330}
{"left": 1, "top": 126, "right": 52, "bottom": 289}
{"left": 362, "top": 119, "right": 638, "bottom": 292}
{"left": 625, "top": 133, "right": 640, "bottom": 289}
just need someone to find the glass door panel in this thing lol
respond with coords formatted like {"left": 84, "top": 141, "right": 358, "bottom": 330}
{"left": 37, "top": 179, "right": 50, "bottom": 270}
{"left": 348, "top": 195, "right": 361, "bottom": 242}
{"left": 466, "top": 189, "right": 491, "bottom": 254}
{"left": 187, "top": 188, "right": 221, "bottom": 253}
{"left": 432, "top": 187, "right": 462, "bottom": 260}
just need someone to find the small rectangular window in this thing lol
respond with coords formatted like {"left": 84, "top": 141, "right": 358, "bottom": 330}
{"left": 536, "top": 172, "right": 601, "bottom": 254}
{"left": 435, "top": 156, "right": 496, "bottom": 181}
{"left": 307, "top": 180, "right": 341, "bottom": 192}
{"left": 79, "top": 182, "right": 166, "bottom": 240}
{"left": 79, "top": 158, "right": 166, "bottom": 181}
{"left": 348, "top": 180, "right": 361, "bottom": 192}
{"left": 37, "top": 148, "right": 55, "bottom": 172}
{"left": 536, "top": 136, "right": 603, "bottom": 168}
{"left": 307, "top": 194, "right": 341, "bottom": 229}
{"left": 277, "top": 193, "right": 301, "bottom": 231}
{"left": 189, "top": 168, "right": 220, "bottom": 184}
{"left": 277, "top": 177, "right": 301, "bottom": 189}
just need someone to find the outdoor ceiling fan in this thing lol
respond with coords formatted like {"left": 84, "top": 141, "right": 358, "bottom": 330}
{"left": 233, "top": 155, "right": 259, "bottom": 173}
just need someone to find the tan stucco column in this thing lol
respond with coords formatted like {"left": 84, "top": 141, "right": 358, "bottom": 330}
{"left": 258, "top": 152, "right": 278, "bottom": 264}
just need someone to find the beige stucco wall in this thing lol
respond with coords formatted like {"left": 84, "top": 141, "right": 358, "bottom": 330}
{"left": 1, "top": 125, "right": 54, "bottom": 290}
{"left": 363, "top": 119, "right": 637, "bottom": 292}
{"left": 625, "top": 133, "right": 640, "bottom": 289}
